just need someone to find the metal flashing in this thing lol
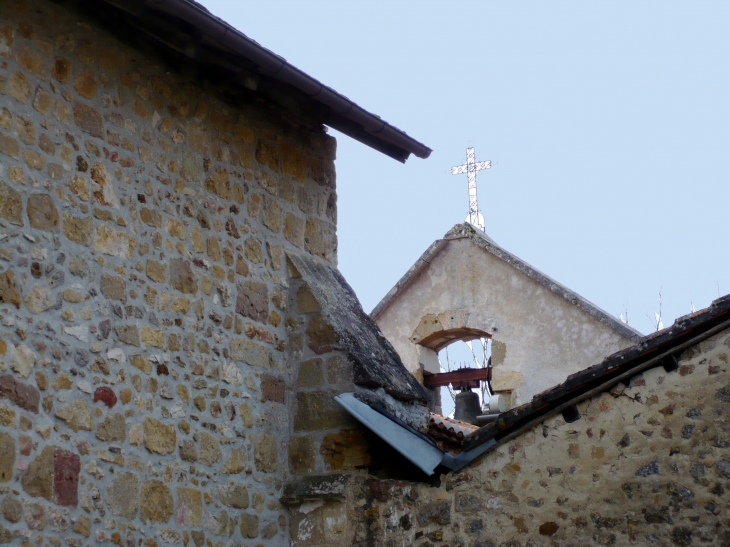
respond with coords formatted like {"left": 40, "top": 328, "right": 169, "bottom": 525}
{"left": 334, "top": 393, "right": 443, "bottom": 476}
{"left": 335, "top": 393, "right": 500, "bottom": 475}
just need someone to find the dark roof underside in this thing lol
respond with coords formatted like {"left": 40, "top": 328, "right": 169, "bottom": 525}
{"left": 71, "top": 0, "right": 431, "bottom": 163}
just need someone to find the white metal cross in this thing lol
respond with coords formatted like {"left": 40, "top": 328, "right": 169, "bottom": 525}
{"left": 451, "top": 147, "right": 490, "bottom": 231}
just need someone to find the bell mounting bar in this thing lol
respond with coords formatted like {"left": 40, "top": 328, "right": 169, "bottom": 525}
{"left": 423, "top": 367, "right": 489, "bottom": 390}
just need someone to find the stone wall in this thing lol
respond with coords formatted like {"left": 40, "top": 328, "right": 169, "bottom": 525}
{"left": 332, "top": 326, "right": 730, "bottom": 547}
{"left": 285, "top": 268, "right": 363, "bottom": 480}
{"left": 0, "top": 0, "right": 337, "bottom": 544}
{"left": 283, "top": 258, "right": 398, "bottom": 546}
{"left": 282, "top": 253, "right": 434, "bottom": 546}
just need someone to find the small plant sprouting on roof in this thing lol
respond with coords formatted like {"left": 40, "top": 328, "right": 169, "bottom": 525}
{"left": 646, "top": 289, "right": 664, "bottom": 332}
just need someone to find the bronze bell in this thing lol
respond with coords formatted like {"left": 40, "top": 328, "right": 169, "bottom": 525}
{"left": 453, "top": 388, "right": 481, "bottom": 425}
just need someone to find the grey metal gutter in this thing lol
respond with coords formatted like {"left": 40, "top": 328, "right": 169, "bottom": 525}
{"left": 106, "top": 0, "right": 431, "bottom": 163}
{"left": 335, "top": 393, "right": 442, "bottom": 476}
{"left": 334, "top": 393, "right": 496, "bottom": 475}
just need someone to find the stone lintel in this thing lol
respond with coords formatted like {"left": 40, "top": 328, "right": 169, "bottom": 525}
{"left": 280, "top": 474, "right": 348, "bottom": 506}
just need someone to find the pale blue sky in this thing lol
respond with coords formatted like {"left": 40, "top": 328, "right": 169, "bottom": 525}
{"left": 201, "top": 1, "right": 730, "bottom": 334}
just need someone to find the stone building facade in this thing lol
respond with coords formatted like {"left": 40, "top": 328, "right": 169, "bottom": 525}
{"left": 0, "top": 1, "right": 430, "bottom": 545}
{"left": 289, "top": 296, "right": 730, "bottom": 547}
{"left": 3, "top": 2, "right": 729, "bottom": 547}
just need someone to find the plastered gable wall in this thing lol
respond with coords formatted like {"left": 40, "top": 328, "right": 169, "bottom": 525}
{"left": 376, "top": 238, "right": 633, "bottom": 407}
{"left": 0, "top": 0, "right": 337, "bottom": 544}
{"left": 328, "top": 325, "right": 730, "bottom": 547}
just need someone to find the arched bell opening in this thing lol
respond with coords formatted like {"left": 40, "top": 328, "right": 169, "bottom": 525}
{"left": 419, "top": 327, "right": 491, "bottom": 352}
{"left": 434, "top": 334, "right": 493, "bottom": 420}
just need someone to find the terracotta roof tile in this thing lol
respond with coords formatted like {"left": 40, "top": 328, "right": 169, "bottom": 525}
{"left": 428, "top": 413, "right": 479, "bottom": 445}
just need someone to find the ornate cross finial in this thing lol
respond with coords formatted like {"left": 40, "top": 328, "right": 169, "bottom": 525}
{"left": 451, "top": 147, "right": 491, "bottom": 231}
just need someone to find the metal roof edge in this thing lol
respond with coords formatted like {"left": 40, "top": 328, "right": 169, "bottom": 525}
{"left": 334, "top": 393, "right": 443, "bottom": 476}
{"left": 335, "top": 392, "right": 498, "bottom": 475}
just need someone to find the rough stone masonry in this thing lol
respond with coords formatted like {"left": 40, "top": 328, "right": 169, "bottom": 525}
{"left": 287, "top": 326, "right": 730, "bottom": 546}
{"left": 0, "top": 0, "right": 340, "bottom": 544}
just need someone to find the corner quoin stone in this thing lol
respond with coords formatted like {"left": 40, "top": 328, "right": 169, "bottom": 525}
{"left": 306, "top": 316, "right": 338, "bottom": 354}
{"left": 294, "top": 391, "right": 355, "bottom": 432}
{"left": 261, "top": 374, "right": 286, "bottom": 403}
{"left": 288, "top": 436, "right": 316, "bottom": 475}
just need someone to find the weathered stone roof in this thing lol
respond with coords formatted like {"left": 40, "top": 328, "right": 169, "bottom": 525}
{"left": 73, "top": 0, "right": 431, "bottom": 162}
{"left": 289, "top": 254, "right": 429, "bottom": 402}
{"left": 371, "top": 222, "right": 642, "bottom": 341}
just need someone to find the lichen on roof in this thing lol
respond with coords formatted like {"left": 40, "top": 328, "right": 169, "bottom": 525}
{"left": 288, "top": 253, "right": 428, "bottom": 402}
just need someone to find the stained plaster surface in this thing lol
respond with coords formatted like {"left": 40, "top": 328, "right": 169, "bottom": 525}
{"left": 375, "top": 225, "right": 637, "bottom": 407}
